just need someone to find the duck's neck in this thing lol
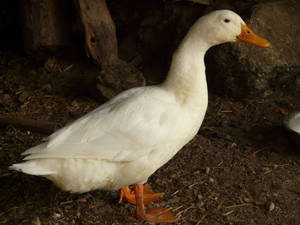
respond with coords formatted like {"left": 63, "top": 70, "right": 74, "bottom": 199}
{"left": 162, "top": 33, "right": 211, "bottom": 106}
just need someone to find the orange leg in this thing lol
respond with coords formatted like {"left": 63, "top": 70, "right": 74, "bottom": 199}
{"left": 119, "top": 185, "right": 161, "bottom": 206}
{"left": 134, "top": 184, "right": 177, "bottom": 223}
{"left": 119, "top": 186, "right": 136, "bottom": 204}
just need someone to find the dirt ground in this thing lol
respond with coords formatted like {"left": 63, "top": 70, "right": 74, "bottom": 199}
{"left": 0, "top": 49, "right": 299, "bottom": 225}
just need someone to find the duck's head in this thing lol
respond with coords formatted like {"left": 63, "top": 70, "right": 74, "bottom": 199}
{"left": 193, "top": 10, "right": 270, "bottom": 48}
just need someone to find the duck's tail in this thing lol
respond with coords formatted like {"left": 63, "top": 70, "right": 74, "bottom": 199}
{"left": 9, "top": 160, "right": 55, "bottom": 176}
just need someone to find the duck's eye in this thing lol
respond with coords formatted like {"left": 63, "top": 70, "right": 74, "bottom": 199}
{"left": 224, "top": 19, "right": 230, "bottom": 23}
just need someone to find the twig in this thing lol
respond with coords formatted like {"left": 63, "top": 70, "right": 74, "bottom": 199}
{"left": 220, "top": 110, "right": 233, "bottom": 113}
{"left": 252, "top": 147, "right": 268, "bottom": 156}
{"left": 63, "top": 64, "right": 74, "bottom": 72}
{"left": 176, "top": 205, "right": 195, "bottom": 217}
{"left": 196, "top": 213, "right": 207, "bottom": 225}
{"left": 226, "top": 203, "right": 252, "bottom": 209}
{"left": 0, "top": 114, "right": 59, "bottom": 134}
{"left": 223, "top": 210, "right": 234, "bottom": 216}
{"left": 171, "top": 190, "right": 179, "bottom": 196}
{"left": 188, "top": 183, "right": 200, "bottom": 188}
{"left": 173, "top": 205, "right": 184, "bottom": 211}
{"left": 60, "top": 200, "right": 73, "bottom": 205}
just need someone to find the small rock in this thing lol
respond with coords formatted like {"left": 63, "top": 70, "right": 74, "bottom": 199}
{"left": 269, "top": 202, "right": 275, "bottom": 211}
{"left": 206, "top": 167, "right": 210, "bottom": 174}
{"left": 53, "top": 213, "right": 61, "bottom": 219}
{"left": 231, "top": 142, "right": 237, "bottom": 148}
{"left": 209, "top": 177, "right": 215, "bottom": 183}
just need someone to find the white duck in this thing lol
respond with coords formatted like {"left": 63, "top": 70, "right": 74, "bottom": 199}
{"left": 10, "top": 10, "right": 269, "bottom": 223}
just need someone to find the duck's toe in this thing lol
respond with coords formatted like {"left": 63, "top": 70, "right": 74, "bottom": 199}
{"left": 141, "top": 208, "right": 177, "bottom": 223}
{"left": 119, "top": 185, "right": 162, "bottom": 206}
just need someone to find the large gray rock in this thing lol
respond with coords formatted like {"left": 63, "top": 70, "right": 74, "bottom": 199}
{"left": 206, "top": 0, "right": 300, "bottom": 98}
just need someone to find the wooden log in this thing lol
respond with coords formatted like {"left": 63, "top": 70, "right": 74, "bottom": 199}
{"left": 0, "top": 115, "right": 59, "bottom": 134}
{"left": 19, "top": 0, "right": 72, "bottom": 52}
{"left": 74, "top": 0, "right": 118, "bottom": 67}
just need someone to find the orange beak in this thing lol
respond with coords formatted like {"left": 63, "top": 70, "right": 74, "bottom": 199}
{"left": 237, "top": 23, "right": 270, "bottom": 48}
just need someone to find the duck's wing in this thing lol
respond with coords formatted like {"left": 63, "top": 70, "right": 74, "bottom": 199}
{"left": 22, "top": 87, "right": 180, "bottom": 162}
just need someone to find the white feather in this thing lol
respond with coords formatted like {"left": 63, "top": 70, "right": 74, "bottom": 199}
{"left": 23, "top": 87, "right": 181, "bottom": 161}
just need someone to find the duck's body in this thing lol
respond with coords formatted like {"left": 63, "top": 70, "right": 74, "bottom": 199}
{"left": 11, "top": 14, "right": 210, "bottom": 193}
{"left": 10, "top": 10, "right": 269, "bottom": 222}
{"left": 18, "top": 84, "right": 207, "bottom": 193}
{"left": 13, "top": 83, "right": 207, "bottom": 191}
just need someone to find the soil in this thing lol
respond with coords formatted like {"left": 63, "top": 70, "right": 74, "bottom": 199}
{"left": 0, "top": 48, "right": 299, "bottom": 225}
